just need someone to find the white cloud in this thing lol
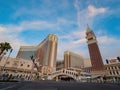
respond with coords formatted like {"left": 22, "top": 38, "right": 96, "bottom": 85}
{"left": 74, "top": 0, "right": 107, "bottom": 29}
{"left": 0, "top": 0, "right": 118, "bottom": 62}
{"left": 98, "top": 36, "right": 118, "bottom": 44}
{"left": 73, "top": 38, "right": 86, "bottom": 44}
{"left": 0, "top": 19, "right": 75, "bottom": 58}
{"left": 2, "top": 19, "right": 75, "bottom": 34}
{"left": 20, "top": 21, "right": 57, "bottom": 30}
{"left": 0, "top": 31, "right": 28, "bottom": 57}
{"left": 58, "top": 26, "right": 120, "bottom": 61}
{"left": 88, "top": 5, "right": 107, "bottom": 17}
{"left": 74, "top": 1, "right": 94, "bottom": 30}
{"left": 57, "top": 39, "right": 87, "bottom": 60}
{"left": 74, "top": 0, "right": 83, "bottom": 29}
{"left": 57, "top": 30, "right": 88, "bottom": 60}
{"left": 1, "top": 20, "right": 56, "bottom": 44}
{"left": 0, "top": 20, "right": 58, "bottom": 57}
{"left": 72, "top": 0, "right": 117, "bottom": 61}
{"left": 57, "top": 0, "right": 96, "bottom": 59}
{"left": 57, "top": 18, "right": 75, "bottom": 26}
{"left": 0, "top": 26, "right": 6, "bottom": 32}
{"left": 59, "top": 30, "right": 86, "bottom": 45}
{"left": 0, "top": 31, "right": 27, "bottom": 50}
{"left": 73, "top": 30, "right": 86, "bottom": 39}
{"left": 98, "top": 36, "right": 120, "bottom": 61}
{"left": 1, "top": 21, "right": 58, "bottom": 34}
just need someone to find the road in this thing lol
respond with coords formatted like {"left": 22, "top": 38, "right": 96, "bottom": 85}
{"left": 0, "top": 81, "right": 120, "bottom": 90}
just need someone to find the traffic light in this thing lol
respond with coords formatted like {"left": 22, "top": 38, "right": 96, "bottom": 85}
{"left": 106, "top": 59, "right": 109, "bottom": 64}
{"left": 117, "top": 57, "right": 120, "bottom": 62}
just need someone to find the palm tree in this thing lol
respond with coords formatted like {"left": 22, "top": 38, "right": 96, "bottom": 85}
{"left": 0, "top": 42, "right": 12, "bottom": 56}
{"left": 0, "top": 43, "right": 13, "bottom": 79}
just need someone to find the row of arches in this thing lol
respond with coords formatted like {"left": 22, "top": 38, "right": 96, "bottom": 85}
{"left": 1, "top": 73, "right": 36, "bottom": 80}
{"left": 48, "top": 69, "right": 79, "bottom": 81}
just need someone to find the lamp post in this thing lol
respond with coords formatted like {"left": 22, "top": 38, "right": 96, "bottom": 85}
{"left": 117, "top": 57, "right": 120, "bottom": 62}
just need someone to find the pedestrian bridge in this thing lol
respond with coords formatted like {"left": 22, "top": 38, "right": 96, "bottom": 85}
{"left": 48, "top": 69, "right": 79, "bottom": 80}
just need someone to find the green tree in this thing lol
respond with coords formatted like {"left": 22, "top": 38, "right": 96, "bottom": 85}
{"left": 0, "top": 42, "right": 12, "bottom": 56}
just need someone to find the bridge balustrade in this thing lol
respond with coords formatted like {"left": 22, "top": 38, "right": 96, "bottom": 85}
{"left": 48, "top": 69, "right": 79, "bottom": 80}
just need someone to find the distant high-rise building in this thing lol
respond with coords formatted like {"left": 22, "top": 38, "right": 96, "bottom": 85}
{"left": 64, "top": 51, "right": 84, "bottom": 69}
{"left": 86, "top": 25, "right": 106, "bottom": 75}
{"left": 16, "top": 46, "right": 37, "bottom": 60}
{"left": 36, "top": 34, "right": 58, "bottom": 73}
{"left": 17, "top": 34, "right": 58, "bottom": 74}
{"left": 64, "top": 51, "right": 92, "bottom": 75}
{"left": 83, "top": 58, "right": 92, "bottom": 74}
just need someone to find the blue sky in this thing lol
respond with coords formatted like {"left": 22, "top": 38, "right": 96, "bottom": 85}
{"left": 0, "top": 0, "right": 120, "bottom": 62}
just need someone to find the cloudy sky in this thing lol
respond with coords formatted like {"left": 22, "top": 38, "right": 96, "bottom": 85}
{"left": 0, "top": 0, "right": 120, "bottom": 62}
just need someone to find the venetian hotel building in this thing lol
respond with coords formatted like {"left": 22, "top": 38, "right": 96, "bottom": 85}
{"left": 17, "top": 34, "right": 58, "bottom": 75}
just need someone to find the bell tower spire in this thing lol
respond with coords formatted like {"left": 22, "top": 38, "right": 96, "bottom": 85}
{"left": 86, "top": 25, "right": 97, "bottom": 45}
{"left": 87, "top": 24, "right": 92, "bottom": 32}
{"left": 86, "top": 25, "right": 105, "bottom": 75}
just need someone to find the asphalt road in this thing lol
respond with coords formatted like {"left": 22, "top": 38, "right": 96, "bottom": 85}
{"left": 0, "top": 81, "right": 120, "bottom": 90}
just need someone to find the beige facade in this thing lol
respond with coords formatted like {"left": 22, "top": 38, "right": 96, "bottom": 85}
{"left": 83, "top": 58, "right": 92, "bottom": 68}
{"left": 0, "top": 57, "right": 38, "bottom": 80}
{"left": 16, "top": 46, "right": 37, "bottom": 60}
{"left": 64, "top": 51, "right": 84, "bottom": 69}
{"left": 56, "top": 60, "right": 64, "bottom": 70}
{"left": 83, "top": 58, "right": 92, "bottom": 73}
{"left": 105, "top": 62, "right": 120, "bottom": 76}
{"left": 36, "top": 34, "right": 58, "bottom": 74}
{"left": 17, "top": 34, "right": 58, "bottom": 75}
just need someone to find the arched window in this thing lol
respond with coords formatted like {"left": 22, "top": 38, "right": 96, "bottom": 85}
{"left": 116, "top": 71, "right": 119, "bottom": 75}
{"left": 110, "top": 71, "right": 112, "bottom": 75}
{"left": 113, "top": 71, "right": 115, "bottom": 75}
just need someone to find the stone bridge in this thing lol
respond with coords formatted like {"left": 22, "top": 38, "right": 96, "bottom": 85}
{"left": 48, "top": 69, "right": 79, "bottom": 81}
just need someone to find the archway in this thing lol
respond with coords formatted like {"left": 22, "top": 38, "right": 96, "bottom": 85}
{"left": 52, "top": 74, "right": 76, "bottom": 81}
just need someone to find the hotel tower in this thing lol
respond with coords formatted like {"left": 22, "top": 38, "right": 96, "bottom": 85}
{"left": 17, "top": 34, "right": 58, "bottom": 75}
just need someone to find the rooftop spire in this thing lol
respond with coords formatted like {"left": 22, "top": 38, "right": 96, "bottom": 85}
{"left": 87, "top": 24, "right": 92, "bottom": 32}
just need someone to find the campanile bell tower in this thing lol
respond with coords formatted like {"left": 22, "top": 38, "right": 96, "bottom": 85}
{"left": 86, "top": 25, "right": 105, "bottom": 75}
